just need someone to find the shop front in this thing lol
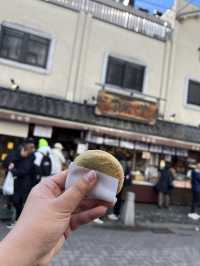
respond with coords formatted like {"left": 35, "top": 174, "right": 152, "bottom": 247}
{"left": 85, "top": 131, "right": 195, "bottom": 205}
{"left": 0, "top": 119, "right": 29, "bottom": 184}
{"left": 0, "top": 87, "right": 200, "bottom": 205}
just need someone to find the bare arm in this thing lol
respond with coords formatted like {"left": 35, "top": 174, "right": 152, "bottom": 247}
{"left": 0, "top": 171, "right": 109, "bottom": 266}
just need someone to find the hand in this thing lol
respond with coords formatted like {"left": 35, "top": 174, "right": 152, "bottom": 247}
{"left": 2, "top": 171, "right": 109, "bottom": 266}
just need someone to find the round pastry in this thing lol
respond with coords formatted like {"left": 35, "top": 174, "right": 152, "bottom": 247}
{"left": 74, "top": 150, "right": 124, "bottom": 193}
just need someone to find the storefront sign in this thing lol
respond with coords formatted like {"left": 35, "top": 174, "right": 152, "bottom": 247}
{"left": 142, "top": 152, "right": 151, "bottom": 160}
{"left": 34, "top": 125, "right": 53, "bottom": 138}
{"left": 85, "top": 133, "right": 104, "bottom": 144}
{"left": 104, "top": 137, "right": 119, "bottom": 146}
{"left": 0, "top": 120, "right": 28, "bottom": 138}
{"left": 135, "top": 142, "right": 149, "bottom": 151}
{"left": 77, "top": 143, "right": 88, "bottom": 154}
{"left": 162, "top": 146, "right": 176, "bottom": 155}
{"left": 176, "top": 149, "right": 188, "bottom": 157}
{"left": 120, "top": 140, "right": 135, "bottom": 149}
{"left": 149, "top": 144, "right": 162, "bottom": 153}
{"left": 95, "top": 90, "right": 158, "bottom": 125}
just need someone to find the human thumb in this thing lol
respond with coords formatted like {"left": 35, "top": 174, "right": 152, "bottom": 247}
{"left": 54, "top": 171, "right": 97, "bottom": 212}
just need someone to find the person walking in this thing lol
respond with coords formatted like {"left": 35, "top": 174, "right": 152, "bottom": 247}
{"left": 156, "top": 163, "right": 175, "bottom": 208}
{"left": 51, "top": 143, "right": 66, "bottom": 175}
{"left": 4, "top": 139, "right": 36, "bottom": 224}
{"left": 34, "top": 138, "right": 53, "bottom": 183}
{"left": 188, "top": 162, "right": 200, "bottom": 220}
{"left": 108, "top": 152, "right": 131, "bottom": 221}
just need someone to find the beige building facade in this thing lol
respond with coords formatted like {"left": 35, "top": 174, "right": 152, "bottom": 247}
{"left": 0, "top": 0, "right": 168, "bottom": 103}
{"left": 163, "top": 0, "right": 200, "bottom": 126}
{"left": 1, "top": 0, "right": 200, "bottom": 203}
{"left": 0, "top": 0, "right": 199, "bottom": 137}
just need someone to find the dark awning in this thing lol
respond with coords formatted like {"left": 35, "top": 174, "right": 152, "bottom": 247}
{"left": 0, "top": 87, "right": 200, "bottom": 149}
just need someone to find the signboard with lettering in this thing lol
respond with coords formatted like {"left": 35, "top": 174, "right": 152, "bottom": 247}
{"left": 120, "top": 140, "right": 135, "bottom": 149}
{"left": 34, "top": 125, "right": 53, "bottom": 138}
{"left": 85, "top": 132, "right": 104, "bottom": 144}
{"left": 149, "top": 144, "right": 162, "bottom": 153}
{"left": 135, "top": 142, "right": 149, "bottom": 151}
{"left": 104, "top": 137, "right": 119, "bottom": 147}
{"left": 95, "top": 90, "right": 158, "bottom": 125}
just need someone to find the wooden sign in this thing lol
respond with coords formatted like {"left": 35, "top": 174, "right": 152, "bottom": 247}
{"left": 95, "top": 90, "right": 158, "bottom": 125}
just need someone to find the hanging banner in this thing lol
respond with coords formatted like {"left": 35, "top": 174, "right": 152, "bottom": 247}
{"left": 149, "top": 144, "right": 162, "bottom": 153}
{"left": 176, "top": 149, "right": 188, "bottom": 157}
{"left": 34, "top": 125, "right": 53, "bottom": 138}
{"left": 85, "top": 132, "right": 104, "bottom": 144}
{"left": 135, "top": 142, "right": 149, "bottom": 151}
{"left": 77, "top": 143, "right": 88, "bottom": 155}
{"left": 162, "top": 146, "right": 176, "bottom": 155}
{"left": 104, "top": 137, "right": 119, "bottom": 147}
{"left": 95, "top": 90, "right": 158, "bottom": 125}
{"left": 120, "top": 140, "right": 135, "bottom": 149}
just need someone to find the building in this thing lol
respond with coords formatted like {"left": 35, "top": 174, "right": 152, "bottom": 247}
{"left": 0, "top": 0, "right": 200, "bottom": 203}
{"left": 163, "top": 0, "right": 200, "bottom": 127}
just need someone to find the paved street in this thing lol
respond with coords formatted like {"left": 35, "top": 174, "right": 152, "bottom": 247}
{"left": 1, "top": 222, "right": 199, "bottom": 266}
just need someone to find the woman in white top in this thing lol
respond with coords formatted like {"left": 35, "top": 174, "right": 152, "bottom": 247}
{"left": 51, "top": 143, "right": 66, "bottom": 175}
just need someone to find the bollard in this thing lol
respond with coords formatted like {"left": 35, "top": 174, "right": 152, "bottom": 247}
{"left": 121, "top": 191, "right": 135, "bottom": 227}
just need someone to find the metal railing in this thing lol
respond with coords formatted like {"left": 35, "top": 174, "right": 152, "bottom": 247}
{"left": 43, "top": 0, "right": 171, "bottom": 41}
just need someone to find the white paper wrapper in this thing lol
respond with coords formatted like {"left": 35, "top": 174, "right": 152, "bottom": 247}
{"left": 65, "top": 162, "right": 119, "bottom": 204}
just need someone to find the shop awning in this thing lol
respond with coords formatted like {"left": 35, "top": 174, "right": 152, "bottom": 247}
{"left": 0, "top": 119, "right": 28, "bottom": 138}
{"left": 0, "top": 87, "right": 200, "bottom": 150}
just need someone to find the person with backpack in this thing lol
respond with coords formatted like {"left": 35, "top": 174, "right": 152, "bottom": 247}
{"left": 34, "top": 138, "right": 53, "bottom": 183}
{"left": 3, "top": 138, "right": 36, "bottom": 225}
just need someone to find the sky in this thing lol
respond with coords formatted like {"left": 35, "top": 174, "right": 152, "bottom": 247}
{"left": 135, "top": 0, "right": 200, "bottom": 13}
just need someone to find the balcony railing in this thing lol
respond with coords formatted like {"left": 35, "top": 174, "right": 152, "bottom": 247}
{"left": 42, "top": 0, "right": 171, "bottom": 41}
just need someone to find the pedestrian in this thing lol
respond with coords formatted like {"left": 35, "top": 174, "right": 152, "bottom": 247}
{"left": 51, "top": 143, "right": 66, "bottom": 175}
{"left": 0, "top": 171, "right": 109, "bottom": 265}
{"left": 34, "top": 138, "right": 53, "bottom": 183}
{"left": 188, "top": 162, "right": 200, "bottom": 220}
{"left": 4, "top": 138, "right": 36, "bottom": 225}
{"left": 156, "top": 162, "right": 175, "bottom": 208}
{"left": 107, "top": 152, "right": 131, "bottom": 221}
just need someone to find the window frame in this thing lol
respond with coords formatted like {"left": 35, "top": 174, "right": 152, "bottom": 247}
{"left": 185, "top": 77, "right": 200, "bottom": 111}
{"left": 104, "top": 54, "right": 147, "bottom": 93}
{"left": 0, "top": 22, "right": 55, "bottom": 74}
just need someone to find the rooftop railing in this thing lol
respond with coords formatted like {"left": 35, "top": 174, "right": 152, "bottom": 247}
{"left": 42, "top": 0, "right": 171, "bottom": 41}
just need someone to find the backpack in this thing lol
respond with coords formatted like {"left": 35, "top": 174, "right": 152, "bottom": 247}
{"left": 40, "top": 153, "right": 52, "bottom": 177}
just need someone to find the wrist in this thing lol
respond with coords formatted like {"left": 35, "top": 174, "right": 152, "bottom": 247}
{"left": 0, "top": 225, "right": 38, "bottom": 266}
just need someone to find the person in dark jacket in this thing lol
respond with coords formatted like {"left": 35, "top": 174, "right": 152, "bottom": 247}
{"left": 107, "top": 153, "right": 131, "bottom": 221}
{"left": 156, "top": 163, "right": 175, "bottom": 208}
{"left": 4, "top": 139, "right": 36, "bottom": 222}
{"left": 190, "top": 162, "right": 200, "bottom": 216}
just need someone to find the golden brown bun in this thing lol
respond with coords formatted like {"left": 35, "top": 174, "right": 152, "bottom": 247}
{"left": 74, "top": 150, "right": 124, "bottom": 193}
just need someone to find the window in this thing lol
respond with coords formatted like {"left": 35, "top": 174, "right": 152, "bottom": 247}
{"left": 106, "top": 56, "right": 145, "bottom": 92}
{"left": 0, "top": 26, "right": 50, "bottom": 69}
{"left": 187, "top": 80, "right": 200, "bottom": 107}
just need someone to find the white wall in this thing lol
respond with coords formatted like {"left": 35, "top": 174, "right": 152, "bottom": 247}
{"left": 0, "top": 0, "right": 78, "bottom": 99}
{"left": 0, "top": 0, "right": 167, "bottom": 106}
{"left": 72, "top": 17, "right": 166, "bottom": 103}
{"left": 164, "top": 2, "right": 200, "bottom": 126}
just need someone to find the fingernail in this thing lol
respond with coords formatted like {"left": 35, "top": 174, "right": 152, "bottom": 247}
{"left": 84, "top": 171, "right": 97, "bottom": 183}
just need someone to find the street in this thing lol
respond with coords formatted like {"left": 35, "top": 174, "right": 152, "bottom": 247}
{"left": 51, "top": 225, "right": 200, "bottom": 266}
{"left": 1, "top": 222, "right": 199, "bottom": 266}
